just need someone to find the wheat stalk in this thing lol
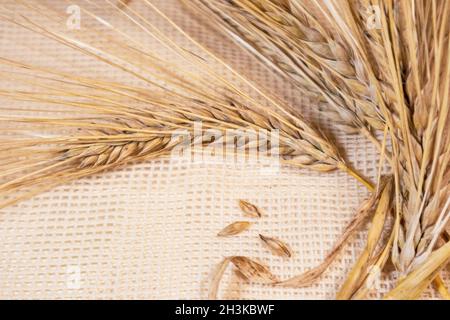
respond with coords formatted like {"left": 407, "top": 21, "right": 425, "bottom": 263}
{"left": 337, "top": 177, "right": 394, "bottom": 299}
{"left": 385, "top": 240, "right": 450, "bottom": 300}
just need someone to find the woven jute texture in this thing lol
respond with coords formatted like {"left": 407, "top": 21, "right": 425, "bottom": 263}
{"left": 0, "top": 0, "right": 447, "bottom": 299}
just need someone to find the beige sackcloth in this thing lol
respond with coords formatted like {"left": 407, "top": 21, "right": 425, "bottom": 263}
{"left": 0, "top": 0, "right": 447, "bottom": 299}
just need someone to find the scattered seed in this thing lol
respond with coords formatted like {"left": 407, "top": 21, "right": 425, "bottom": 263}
{"left": 239, "top": 200, "right": 262, "bottom": 218}
{"left": 259, "top": 234, "right": 292, "bottom": 258}
{"left": 217, "top": 221, "right": 251, "bottom": 236}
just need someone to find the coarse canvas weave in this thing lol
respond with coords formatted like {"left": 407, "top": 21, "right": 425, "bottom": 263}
{"left": 0, "top": 0, "right": 447, "bottom": 299}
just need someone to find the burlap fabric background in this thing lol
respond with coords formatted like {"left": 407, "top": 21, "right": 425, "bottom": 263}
{"left": 0, "top": 0, "right": 447, "bottom": 299}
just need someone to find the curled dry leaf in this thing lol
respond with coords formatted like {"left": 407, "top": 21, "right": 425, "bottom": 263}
{"left": 217, "top": 221, "right": 251, "bottom": 237}
{"left": 230, "top": 256, "right": 278, "bottom": 283}
{"left": 259, "top": 234, "right": 292, "bottom": 258}
{"left": 278, "top": 189, "right": 380, "bottom": 288}
{"left": 239, "top": 200, "right": 262, "bottom": 218}
{"left": 208, "top": 256, "right": 278, "bottom": 299}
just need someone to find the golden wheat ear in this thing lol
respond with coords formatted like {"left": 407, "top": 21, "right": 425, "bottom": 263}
{"left": 186, "top": 1, "right": 390, "bottom": 143}
{"left": 0, "top": 0, "right": 375, "bottom": 207}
